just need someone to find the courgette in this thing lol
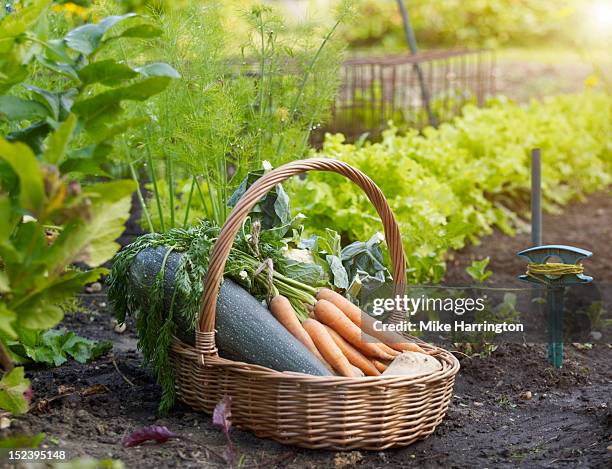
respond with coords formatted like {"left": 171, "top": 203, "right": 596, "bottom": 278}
{"left": 128, "top": 247, "right": 331, "bottom": 376}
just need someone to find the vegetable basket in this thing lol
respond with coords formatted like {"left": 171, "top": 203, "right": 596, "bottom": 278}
{"left": 169, "top": 158, "right": 460, "bottom": 450}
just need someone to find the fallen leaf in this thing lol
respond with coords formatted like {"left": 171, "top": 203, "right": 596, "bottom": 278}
{"left": 122, "top": 425, "right": 178, "bottom": 448}
{"left": 212, "top": 396, "right": 232, "bottom": 434}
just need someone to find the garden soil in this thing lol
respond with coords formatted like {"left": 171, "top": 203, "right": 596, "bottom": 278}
{"left": 1, "top": 191, "right": 611, "bottom": 469}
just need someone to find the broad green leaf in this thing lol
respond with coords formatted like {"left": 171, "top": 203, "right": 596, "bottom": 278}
{"left": 17, "top": 303, "right": 63, "bottom": 330}
{"left": 43, "top": 113, "right": 77, "bottom": 165}
{"left": 78, "top": 59, "right": 137, "bottom": 86}
{"left": 41, "top": 38, "right": 72, "bottom": 63}
{"left": 0, "top": 139, "right": 45, "bottom": 214}
{"left": 37, "top": 269, "right": 105, "bottom": 304}
{"left": 64, "top": 14, "right": 136, "bottom": 55}
{"left": 64, "top": 23, "right": 105, "bottom": 56}
{"left": 6, "top": 121, "right": 52, "bottom": 157}
{"left": 0, "top": 304, "right": 17, "bottom": 339}
{"left": 77, "top": 180, "right": 136, "bottom": 266}
{"left": 35, "top": 55, "right": 79, "bottom": 82}
{"left": 135, "top": 62, "right": 180, "bottom": 79}
{"left": 60, "top": 142, "right": 112, "bottom": 176}
{"left": 0, "top": 195, "right": 16, "bottom": 243}
{"left": 0, "top": 54, "right": 29, "bottom": 93}
{"left": 0, "top": 367, "right": 30, "bottom": 415}
{"left": 44, "top": 181, "right": 135, "bottom": 267}
{"left": 0, "top": 96, "right": 49, "bottom": 121}
{"left": 72, "top": 76, "right": 174, "bottom": 120}
{"left": 326, "top": 254, "right": 349, "bottom": 289}
{"left": 26, "top": 85, "right": 60, "bottom": 119}
{"left": 0, "top": 196, "right": 19, "bottom": 264}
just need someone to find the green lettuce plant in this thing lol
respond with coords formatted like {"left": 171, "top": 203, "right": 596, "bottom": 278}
{"left": 291, "top": 93, "right": 612, "bottom": 284}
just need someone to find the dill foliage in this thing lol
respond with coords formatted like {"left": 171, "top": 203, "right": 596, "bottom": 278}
{"left": 104, "top": 1, "right": 347, "bottom": 230}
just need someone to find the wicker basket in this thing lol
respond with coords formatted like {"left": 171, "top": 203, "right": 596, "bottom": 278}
{"left": 169, "top": 158, "right": 460, "bottom": 450}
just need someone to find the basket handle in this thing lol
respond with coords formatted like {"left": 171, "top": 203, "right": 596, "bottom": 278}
{"left": 197, "top": 158, "right": 407, "bottom": 337}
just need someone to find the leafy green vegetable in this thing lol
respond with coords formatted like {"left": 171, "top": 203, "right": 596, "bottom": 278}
{"left": 466, "top": 258, "right": 493, "bottom": 284}
{"left": 15, "top": 329, "right": 111, "bottom": 367}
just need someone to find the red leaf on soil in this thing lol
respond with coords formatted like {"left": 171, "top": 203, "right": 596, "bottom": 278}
{"left": 122, "top": 425, "right": 178, "bottom": 448}
{"left": 212, "top": 396, "right": 232, "bottom": 434}
{"left": 23, "top": 385, "right": 33, "bottom": 404}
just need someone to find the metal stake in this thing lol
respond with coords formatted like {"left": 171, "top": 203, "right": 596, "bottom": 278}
{"left": 531, "top": 148, "right": 542, "bottom": 246}
{"left": 396, "top": 0, "right": 437, "bottom": 127}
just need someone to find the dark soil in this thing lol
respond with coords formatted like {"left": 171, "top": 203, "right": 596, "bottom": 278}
{"left": 1, "top": 191, "right": 611, "bottom": 469}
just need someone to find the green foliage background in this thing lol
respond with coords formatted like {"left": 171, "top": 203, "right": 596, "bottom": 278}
{"left": 291, "top": 93, "right": 612, "bottom": 283}
{"left": 344, "top": 0, "right": 605, "bottom": 49}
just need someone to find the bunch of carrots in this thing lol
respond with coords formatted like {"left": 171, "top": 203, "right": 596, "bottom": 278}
{"left": 268, "top": 288, "right": 427, "bottom": 377}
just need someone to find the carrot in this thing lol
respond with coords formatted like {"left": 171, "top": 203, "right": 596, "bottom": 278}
{"left": 314, "top": 300, "right": 394, "bottom": 361}
{"left": 377, "top": 342, "right": 401, "bottom": 357}
{"left": 316, "top": 288, "right": 427, "bottom": 354}
{"left": 325, "top": 326, "right": 380, "bottom": 376}
{"left": 302, "top": 319, "right": 354, "bottom": 377}
{"left": 371, "top": 359, "right": 391, "bottom": 373}
{"left": 269, "top": 296, "right": 330, "bottom": 368}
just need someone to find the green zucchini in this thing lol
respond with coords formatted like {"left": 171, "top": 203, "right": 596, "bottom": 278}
{"left": 128, "top": 247, "right": 331, "bottom": 376}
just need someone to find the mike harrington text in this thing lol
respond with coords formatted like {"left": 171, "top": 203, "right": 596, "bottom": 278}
{"left": 372, "top": 320, "right": 524, "bottom": 334}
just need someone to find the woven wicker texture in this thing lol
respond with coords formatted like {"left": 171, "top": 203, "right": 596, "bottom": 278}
{"left": 170, "top": 158, "right": 459, "bottom": 450}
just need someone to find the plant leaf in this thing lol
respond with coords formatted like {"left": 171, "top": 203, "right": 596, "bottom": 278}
{"left": 0, "top": 367, "right": 30, "bottom": 415}
{"left": 122, "top": 425, "right": 177, "bottom": 448}
{"left": 212, "top": 396, "right": 232, "bottom": 434}
{"left": 326, "top": 254, "right": 349, "bottom": 289}
{"left": 0, "top": 304, "right": 17, "bottom": 339}
{"left": 78, "top": 59, "right": 138, "bottom": 86}
{"left": 43, "top": 113, "right": 77, "bottom": 165}
{"left": 78, "top": 180, "right": 136, "bottom": 266}
{"left": 0, "top": 138, "right": 45, "bottom": 214}
{"left": 72, "top": 76, "right": 174, "bottom": 123}
{"left": 18, "top": 303, "right": 63, "bottom": 331}
{"left": 0, "top": 432, "right": 45, "bottom": 449}
{"left": 65, "top": 14, "right": 137, "bottom": 56}
{"left": 0, "top": 96, "right": 49, "bottom": 121}
{"left": 135, "top": 63, "right": 180, "bottom": 79}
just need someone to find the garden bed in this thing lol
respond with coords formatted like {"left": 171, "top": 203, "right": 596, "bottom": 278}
{"left": 2, "top": 191, "right": 610, "bottom": 468}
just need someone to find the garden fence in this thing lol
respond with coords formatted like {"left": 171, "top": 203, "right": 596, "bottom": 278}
{"left": 323, "top": 48, "right": 496, "bottom": 141}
